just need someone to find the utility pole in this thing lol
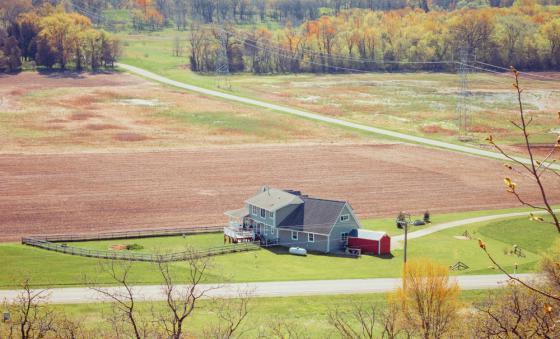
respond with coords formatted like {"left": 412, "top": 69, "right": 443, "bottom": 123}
{"left": 215, "top": 0, "right": 231, "bottom": 90}
{"left": 456, "top": 47, "right": 471, "bottom": 141}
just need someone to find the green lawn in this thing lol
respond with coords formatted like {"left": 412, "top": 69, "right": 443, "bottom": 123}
{"left": 1, "top": 207, "right": 555, "bottom": 289}
{"left": 48, "top": 289, "right": 497, "bottom": 337}
{"left": 478, "top": 216, "right": 560, "bottom": 254}
{"left": 74, "top": 233, "right": 223, "bottom": 252}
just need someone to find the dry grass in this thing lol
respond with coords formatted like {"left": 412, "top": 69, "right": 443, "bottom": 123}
{"left": 0, "top": 72, "right": 374, "bottom": 153}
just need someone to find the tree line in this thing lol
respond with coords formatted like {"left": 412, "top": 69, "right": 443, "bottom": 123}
{"left": 10, "top": 0, "right": 557, "bottom": 33}
{"left": 0, "top": 2, "right": 120, "bottom": 73}
{"left": 188, "top": 5, "right": 560, "bottom": 74}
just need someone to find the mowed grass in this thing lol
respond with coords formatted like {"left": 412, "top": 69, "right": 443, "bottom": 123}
{"left": 50, "top": 290, "right": 497, "bottom": 337}
{"left": 1, "top": 208, "right": 554, "bottom": 289}
{"left": 478, "top": 217, "right": 560, "bottom": 254}
{"left": 74, "top": 233, "right": 223, "bottom": 252}
{"left": 118, "top": 30, "right": 560, "bottom": 148}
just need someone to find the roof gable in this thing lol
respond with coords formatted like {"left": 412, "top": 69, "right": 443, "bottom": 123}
{"left": 245, "top": 187, "right": 304, "bottom": 212}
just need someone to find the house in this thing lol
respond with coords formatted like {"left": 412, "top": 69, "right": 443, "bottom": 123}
{"left": 224, "top": 186, "right": 362, "bottom": 253}
{"left": 347, "top": 229, "right": 391, "bottom": 255}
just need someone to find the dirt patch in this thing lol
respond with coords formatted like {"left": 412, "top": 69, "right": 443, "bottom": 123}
{"left": 110, "top": 244, "right": 127, "bottom": 251}
{"left": 421, "top": 125, "right": 455, "bottom": 135}
{"left": 86, "top": 123, "right": 124, "bottom": 131}
{"left": 47, "top": 119, "right": 67, "bottom": 123}
{"left": 70, "top": 113, "right": 97, "bottom": 121}
{"left": 469, "top": 124, "right": 508, "bottom": 133}
{"left": 1, "top": 143, "right": 559, "bottom": 242}
{"left": 113, "top": 132, "right": 149, "bottom": 141}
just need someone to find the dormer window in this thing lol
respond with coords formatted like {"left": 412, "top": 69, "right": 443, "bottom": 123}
{"left": 260, "top": 208, "right": 266, "bottom": 218}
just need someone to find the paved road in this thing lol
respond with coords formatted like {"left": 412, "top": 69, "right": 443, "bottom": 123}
{"left": 117, "top": 63, "right": 560, "bottom": 170}
{"left": 391, "top": 210, "right": 550, "bottom": 247}
{"left": 0, "top": 274, "right": 533, "bottom": 304}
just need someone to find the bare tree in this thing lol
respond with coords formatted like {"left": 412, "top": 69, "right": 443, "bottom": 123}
{"left": 202, "top": 289, "right": 252, "bottom": 338}
{"left": 471, "top": 241, "right": 560, "bottom": 338}
{"left": 88, "top": 260, "right": 147, "bottom": 339}
{"left": 154, "top": 250, "right": 215, "bottom": 339}
{"left": 0, "top": 279, "right": 56, "bottom": 339}
{"left": 328, "top": 302, "right": 378, "bottom": 339}
{"left": 480, "top": 67, "right": 560, "bottom": 302}
{"left": 172, "top": 35, "right": 184, "bottom": 57}
{"left": 268, "top": 318, "right": 310, "bottom": 339}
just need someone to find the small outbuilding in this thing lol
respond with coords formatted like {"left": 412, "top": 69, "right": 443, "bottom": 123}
{"left": 347, "top": 229, "right": 391, "bottom": 255}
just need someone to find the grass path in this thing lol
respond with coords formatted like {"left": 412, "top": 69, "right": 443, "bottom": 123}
{"left": 117, "top": 63, "right": 560, "bottom": 170}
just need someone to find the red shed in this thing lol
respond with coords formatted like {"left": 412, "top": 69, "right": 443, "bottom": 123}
{"left": 347, "top": 229, "right": 391, "bottom": 255}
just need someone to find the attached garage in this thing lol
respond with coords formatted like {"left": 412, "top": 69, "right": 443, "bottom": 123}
{"left": 347, "top": 229, "right": 391, "bottom": 255}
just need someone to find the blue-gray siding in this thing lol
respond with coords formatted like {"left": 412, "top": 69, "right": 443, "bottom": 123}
{"left": 328, "top": 204, "right": 361, "bottom": 252}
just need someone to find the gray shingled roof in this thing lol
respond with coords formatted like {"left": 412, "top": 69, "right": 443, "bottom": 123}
{"left": 277, "top": 196, "right": 346, "bottom": 235}
{"left": 245, "top": 188, "right": 304, "bottom": 212}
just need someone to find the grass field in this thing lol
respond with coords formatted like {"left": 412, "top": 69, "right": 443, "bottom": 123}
{"left": 118, "top": 30, "right": 560, "bottom": 149}
{"left": 1, "top": 208, "right": 555, "bottom": 289}
{"left": 47, "top": 289, "right": 498, "bottom": 337}
{"left": 0, "top": 72, "right": 371, "bottom": 153}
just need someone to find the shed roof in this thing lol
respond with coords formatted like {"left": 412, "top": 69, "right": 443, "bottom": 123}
{"left": 277, "top": 197, "right": 347, "bottom": 235}
{"left": 349, "top": 229, "right": 388, "bottom": 241}
{"left": 245, "top": 187, "right": 303, "bottom": 212}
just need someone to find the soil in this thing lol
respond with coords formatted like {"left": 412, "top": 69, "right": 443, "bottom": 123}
{"left": 1, "top": 143, "right": 559, "bottom": 242}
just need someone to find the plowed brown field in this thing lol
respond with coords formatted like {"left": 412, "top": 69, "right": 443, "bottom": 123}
{"left": 1, "top": 143, "right": 559, "bottom": 242}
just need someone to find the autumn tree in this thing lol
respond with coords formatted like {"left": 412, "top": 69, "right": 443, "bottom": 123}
{"left": 393, "top": 259, "right": 462, "bottom": 338}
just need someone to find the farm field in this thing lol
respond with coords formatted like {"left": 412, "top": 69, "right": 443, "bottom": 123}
{"left": 0, "top": 72, "right": 371, "bottom": 154}
{"left": 0, "top": 214, "right": 553, "bottom": 288}
{"left": 49, "top": 290, "right": 498, "bottom": 337}
{"left": 2, "top": 143, "right": 560, "bottom": 242}
{"left": 118, "top": 30, "right": 560, "bottom": 149}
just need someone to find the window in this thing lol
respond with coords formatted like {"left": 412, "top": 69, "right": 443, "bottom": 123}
{"left": 341, "top": 232, "right": 349, "bottom": 242}
{"left": 260, "top": 208, "right": 266, "bottom": 218}
{"left": 270, "top": 228, "right": 275, "bottom": 236}
{"left": 268, "top": 210, "right": 274, "bottom": 218}
{"left": 291, "top": 231, "right": 298, "bottom": 241}
{"left": 308, "top": 233, "right": 315, "bottom": 243}
{"left": 252, "top": 205, "right": 257, "bottom": 215}
{"left": 340, "top": 214, "right": 350, "bottom": 222}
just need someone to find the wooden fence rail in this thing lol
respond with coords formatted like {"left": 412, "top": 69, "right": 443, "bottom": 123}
{"left": 21, "top": 226, "right": 260, "bottom": 262}
{"left": 25, "top": 225, "right": 225, "bottom": 243}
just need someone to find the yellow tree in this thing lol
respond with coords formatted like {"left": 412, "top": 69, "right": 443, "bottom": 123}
{"left": 38, "top": 10, "right": 91, "bottom": 69}
{"left": 393, "top": 259, "right": 461, "bottom": 338}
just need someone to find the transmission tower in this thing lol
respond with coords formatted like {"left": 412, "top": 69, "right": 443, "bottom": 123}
{"left": 215, "top": 0, "right": 231, "bottom": 90}
{"left": 456, "top": 48, "right": 471, "bottom": 141}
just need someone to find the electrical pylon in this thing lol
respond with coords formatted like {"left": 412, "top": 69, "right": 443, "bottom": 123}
{"left": 456, "top": 48, "right": 471, "bottom": 140}
{"left": 215, "top": 0, "right": 231, "bottom": 90}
